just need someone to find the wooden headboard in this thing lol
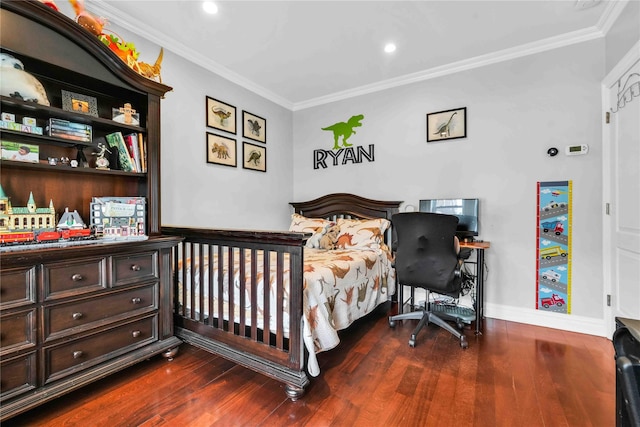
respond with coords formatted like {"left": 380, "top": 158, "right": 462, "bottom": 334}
{"left": 290, "top": 193, "right": 402, "bottom": 221}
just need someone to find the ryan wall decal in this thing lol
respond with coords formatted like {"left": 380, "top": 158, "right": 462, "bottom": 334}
{"left": 314, "top": 114, "right": 374, "bottom": 170}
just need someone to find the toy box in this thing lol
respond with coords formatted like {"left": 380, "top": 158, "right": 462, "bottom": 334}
{"left": 90, "top": 196, "right": 146, "bottom": 239}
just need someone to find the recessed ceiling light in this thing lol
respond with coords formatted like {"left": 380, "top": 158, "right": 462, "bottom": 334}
{"left": 202, "top": 1, "right": 218, "bottom": 14}
{"left": 384, "top": 43, "right": 396, "bottom": 54}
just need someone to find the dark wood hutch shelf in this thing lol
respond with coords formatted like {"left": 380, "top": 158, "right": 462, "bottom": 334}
{"left": 0, "top": 1, "right": 181, "bottom": 421}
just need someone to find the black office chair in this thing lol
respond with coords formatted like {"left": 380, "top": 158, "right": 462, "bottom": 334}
{"left": 388, "top": 212, "right": 468, "bottom": 349}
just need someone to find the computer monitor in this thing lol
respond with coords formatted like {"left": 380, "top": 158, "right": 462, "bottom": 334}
{"left": 419, "top": 198, "right": 479, "bottom": 239}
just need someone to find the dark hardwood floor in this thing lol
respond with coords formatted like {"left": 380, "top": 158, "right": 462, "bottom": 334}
{"left": 5, "top": 303, "right": 615, "bottom": 426}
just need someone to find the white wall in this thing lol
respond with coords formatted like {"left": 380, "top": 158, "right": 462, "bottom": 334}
{"left": 293, "top": 40, "right": 607, "bottom": 333}
{"left": 159, "top": 50, "right": 294, "bottom": 230}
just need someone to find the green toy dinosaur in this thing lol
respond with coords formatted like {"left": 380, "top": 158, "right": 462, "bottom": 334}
{"left": 321, "top": 114, "right": 364, "bottom": 150}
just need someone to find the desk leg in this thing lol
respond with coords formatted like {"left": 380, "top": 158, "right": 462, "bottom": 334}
{"left": 475, "top": 248, "right": 484, "bottom": 335}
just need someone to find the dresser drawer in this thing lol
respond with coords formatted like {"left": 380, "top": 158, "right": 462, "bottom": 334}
{"left": 44, "top": 285, "right": 158, "bottom": 341}
{"left": 112, "top": 252, "right": 157, "bottom": 285}
{"left": 44, "top": 315, "right": 157, "bottom": 384}
{"left": 0, "top": 352, "right": 37, "bottom": 401}
{"left": 43, "top": 257, "right": 107, "bottom": 300}
{"left": 0, "top": 267, "right": 36, "bottom": 309}
{"left": 0, "top": 309, "right": 36, "bottom": 355}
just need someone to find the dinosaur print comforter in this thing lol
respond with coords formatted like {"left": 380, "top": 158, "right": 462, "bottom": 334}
{"left": 177, "top": 246, "right": 395, "bottom": 376}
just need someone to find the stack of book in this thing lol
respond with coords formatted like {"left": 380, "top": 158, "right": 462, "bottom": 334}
{"left": 105, "top": 131, "right": 146, "bottom": 173}
{"left": 47, "top": 118, "right": 92, "bottom": 143}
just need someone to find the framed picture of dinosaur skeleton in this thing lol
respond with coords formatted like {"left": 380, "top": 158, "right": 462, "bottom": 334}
{"left": 206, "top": 96, "right": 236, "bottom": 134}
{"left": 242, "top": 110, "right": 266, "bottom": 143}
{"left": 426, "top": 107, "right": 466, "bottom": 142}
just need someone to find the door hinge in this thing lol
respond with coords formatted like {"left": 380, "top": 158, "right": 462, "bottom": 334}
{"left": 605, "top": 203, "right": 610, "bottom": 215}
{"left": 606, "top": 111, "right": 610, "bottom": 124}
{"left": 607, "top": 294, "right": 611, "bottom": 307}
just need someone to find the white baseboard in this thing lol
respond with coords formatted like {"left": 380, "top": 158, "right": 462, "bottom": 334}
{"left": 485, "top": 303, "right": 610, "bottom": 338}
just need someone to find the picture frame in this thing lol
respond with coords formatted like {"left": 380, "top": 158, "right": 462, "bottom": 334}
{"left": 206, "top": 132, "right": 237, "bottom": 167}
{"left": 242, "top": 141, "right": 266, "bottom": 172}
{"left": 61, "top": 90, "right": 99, "bottom": 117}
{"left": 1, "top": 141, "right": 39, "bottom": 163}
{"left": 206, "top": 96, "right": 236, "bottom": 134}
{"left": 426, "top": 107, "right": 467, "bottom": 142}
{"left": 242, "top": 110, "right": 266, "bottom": 143}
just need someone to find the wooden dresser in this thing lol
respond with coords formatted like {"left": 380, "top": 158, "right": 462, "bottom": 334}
{"left": 0, "top": 1, "right": 181, "bottom": 420}
{"left": 1, "top": 239, "right": 181, "bottom": 420}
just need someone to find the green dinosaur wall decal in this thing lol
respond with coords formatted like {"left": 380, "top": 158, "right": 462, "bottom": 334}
{"left": 321, "top": 114, "right": 364, "bottom": 150}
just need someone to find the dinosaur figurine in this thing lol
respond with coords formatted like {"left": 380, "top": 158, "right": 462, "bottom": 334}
{"left": 321, "top": 114, "right": 364, "bottom": 150}
{"left": 69, "top": 0, "right": 106, "bottom": 36}
{"left": 434, "top": 112, "right": 457, "bottom": 137}
{"left": 135, "top": 48, "right": 164, "bottom": 83}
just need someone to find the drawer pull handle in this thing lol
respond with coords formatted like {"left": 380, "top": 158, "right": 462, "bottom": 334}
{"left": 73, "top": 351, "right": 84, "bottom": 359}
{"left": 71, "top": 274, "right": 84, "bottom": 282}
{"left": 131, "top": 265, "right": 141, "bottom": 271}
{"left": 131, "top": 297, "right": 142, "bottom": 304}
{"left": 72, "top": 312, "right": 83, "bottom": 320}
{"left": 132, "top": 330, "right": 141, "bottom": 338}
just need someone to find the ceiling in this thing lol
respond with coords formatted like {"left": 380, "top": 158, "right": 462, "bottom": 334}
{"left": 89, "top": 0, "right": 622, "bottom": 110}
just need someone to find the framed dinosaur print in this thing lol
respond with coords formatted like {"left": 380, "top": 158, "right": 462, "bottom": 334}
{"left": 243, "top": 141, "right": 266, "bottom": 172}
{"left": 207, "top": 132, "right": 237, "bottom": 168}
{"left": 242, "top": 110, "right": 266, "bottom": 143}
{"left": 206, "top": 96, "right": 236, "bottom": 134}
{"left": 426, "top": 107, "right": 466, "bottom": 142}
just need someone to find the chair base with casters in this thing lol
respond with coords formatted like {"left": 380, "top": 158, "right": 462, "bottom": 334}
{"left": 389, "top": 292, "right": 468, "bottom": 349}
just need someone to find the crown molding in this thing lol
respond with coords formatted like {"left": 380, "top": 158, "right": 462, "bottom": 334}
{"left": 88, "top": 0, "right": 294, "bottom": 110}
{"left": 293, "top": 26, "right": 604, "bottom": 111}
{"left": 596, "top": 0, "right": 629, "bottom": 35}
{"left": 89, "top": 1, "right": 613, "bottom": 112}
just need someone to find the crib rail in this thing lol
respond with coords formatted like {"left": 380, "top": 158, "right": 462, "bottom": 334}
{"left": 162, "top": 226, "right": 310, "bottom": 397}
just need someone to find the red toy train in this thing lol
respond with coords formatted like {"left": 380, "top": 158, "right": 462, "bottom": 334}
{"left": 0, "top": 228, "right": 93, "bottom": 246}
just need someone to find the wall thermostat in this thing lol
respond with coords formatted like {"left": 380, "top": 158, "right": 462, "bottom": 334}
{"left": 565, "top": 144, "right": 589, "bottom": 156}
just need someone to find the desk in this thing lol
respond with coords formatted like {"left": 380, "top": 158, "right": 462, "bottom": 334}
{"left": 459, "top": 240, "right": 490, "bottom": 335}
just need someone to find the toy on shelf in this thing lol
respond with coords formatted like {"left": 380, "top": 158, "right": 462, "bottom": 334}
{"left": 67, "top": 0, "right": 164, "bottom": 83}
{"left": 0, "top": 53, "right": 51, "bottom": 105}
{"left": 68, "top": 0, "right": 105, "bottom": 36}
{"left": 38, "top": 0, "right": 60, "bottom": 12}
{"left": 0, "top": 185, "right": 93, "bottom": 247}
{"left": 90, "top": 196, "right": 147, "bottom": 240}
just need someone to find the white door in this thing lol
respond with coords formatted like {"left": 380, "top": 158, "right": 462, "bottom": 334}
{"left": 603, "top": 42, "right": 640, "bottom": 336}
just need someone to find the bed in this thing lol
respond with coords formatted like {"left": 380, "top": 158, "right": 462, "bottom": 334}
{"left": 162, "top": 193, "right": 401, "bottom": 400}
